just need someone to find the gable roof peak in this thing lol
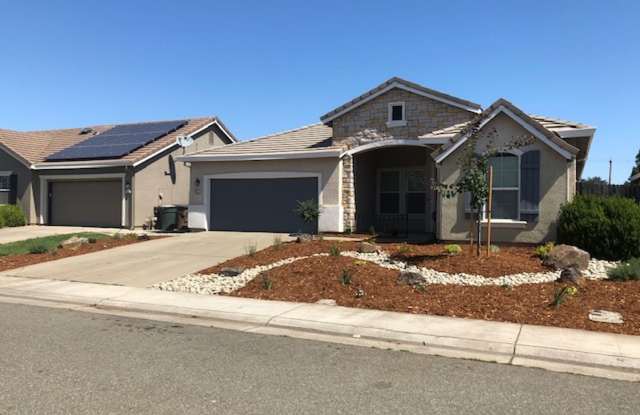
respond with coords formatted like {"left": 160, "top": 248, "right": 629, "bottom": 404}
{"left": 320, "top": 77, "right": 482, "bottom": 123}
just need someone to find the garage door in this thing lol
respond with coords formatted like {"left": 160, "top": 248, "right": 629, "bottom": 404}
{"left": 49, "top": 180, "right": 122, "bottom": 227}
{"left": 210, "top": 177, "right": 318, "bottom": 233}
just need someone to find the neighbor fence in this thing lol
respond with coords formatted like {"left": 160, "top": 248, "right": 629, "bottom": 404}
{"left": 577, "top": 182, "right": 640, "bottom": 203}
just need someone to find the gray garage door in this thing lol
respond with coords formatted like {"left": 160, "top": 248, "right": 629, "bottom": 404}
{"left": 210, "top": 177, "right": 318, "bottom": 233}
{"left": 49, "top": 180, "right": 122, "bottom": 227}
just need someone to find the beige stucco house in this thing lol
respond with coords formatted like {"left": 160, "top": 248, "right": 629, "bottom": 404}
{"left": 179, "top": 78, "right": 595, "bottom": 243}
{"left": 0, "top": 117, "right": 235, "bottom": 228}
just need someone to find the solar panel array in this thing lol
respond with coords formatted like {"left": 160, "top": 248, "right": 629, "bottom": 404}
{"left": 47, "top": 120, "right": 187, "bottom": 161}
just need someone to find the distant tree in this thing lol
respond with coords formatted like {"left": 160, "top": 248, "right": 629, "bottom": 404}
{"left": 630, "top": 149, "right": 640, "bottom": 180}
{"left": 580, "top": 176, "right": 608, "bottom": 186}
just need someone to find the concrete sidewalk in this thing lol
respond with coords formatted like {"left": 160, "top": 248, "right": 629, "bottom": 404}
{"left": 0, "top": 275, "right": 638, "bottom": 382}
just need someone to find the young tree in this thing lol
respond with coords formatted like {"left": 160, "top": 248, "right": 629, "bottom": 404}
{"left": 433, "top": 118, "right": 532, "bottom": 256}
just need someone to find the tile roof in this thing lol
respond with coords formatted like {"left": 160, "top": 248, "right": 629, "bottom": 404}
{"left": 0, "top": 117, "right": 223, "bottom": 166}
{"left": 185, "top": 123, "right": 337, "bottom": 157}
{"left": 430, "top": 98, "right": 584, "bottom": 162}
{"left": 320, "top": 77, "right": 482, "bottom": 122}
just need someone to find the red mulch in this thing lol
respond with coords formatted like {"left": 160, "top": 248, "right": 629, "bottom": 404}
{"left": 201, "top": 240, "right": 548, "bottom": 277}
{"left": 0, "top": 235, "right": 161, "bottom": 273}
{"left": 230, "top": 255, "right": 640, "bottom": 335}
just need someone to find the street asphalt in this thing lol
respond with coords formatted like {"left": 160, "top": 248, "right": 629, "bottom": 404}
{"left": 0, "top": 302, "right": 638, "bottom": 414}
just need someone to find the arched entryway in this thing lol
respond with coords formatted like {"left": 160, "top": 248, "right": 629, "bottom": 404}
{"left": 346, "top": 141, "right": 438, "bottom": 237}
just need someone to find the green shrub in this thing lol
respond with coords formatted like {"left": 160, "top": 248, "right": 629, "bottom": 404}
{"left": 397, "top": 243, "right": 411, "bottom": 255}
{"left": 558, "top": 196, "right": 640, "bottom": 261}
{"left": 551, "top": 286, "right": 578, "bottom": 309}
{"left": 260, "top": 274, "right": 273, "bottom": 290}
{"left": 490, "top": 245, "right": 500, "bottom": 254}
{"left": 28, "top": 244, "right": 49, "bottom": 254}
{"left": 272, "top": 235, "right": 283, "bottom": 249}
{"left": 444, "top": 244, "right": 462, "bottom": 255}
{"left": 0, "top": 205, "right": 26, "bottom": 227}
{"left": 608, "top": 258, "right": 640, "bottom": 281}
{"left": 244, "top": 243, "right": 258, "bottom": 256}
{"left": 535, "top": 242, "right": 555, "bottom": 259}
{"left": 293, "top": 199, "right": 320, "bottom": 229}
{"left": 329, "top": 244, "right": 341, "bottom": 257}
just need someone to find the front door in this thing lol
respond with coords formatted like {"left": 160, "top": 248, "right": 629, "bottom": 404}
{"left": 377, "top": 168, "right": 431, "bottom": 233}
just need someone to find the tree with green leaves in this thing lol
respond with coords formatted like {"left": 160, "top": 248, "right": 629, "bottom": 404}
{"left": 630, "top": 149, "right": 640, "bottom": 181}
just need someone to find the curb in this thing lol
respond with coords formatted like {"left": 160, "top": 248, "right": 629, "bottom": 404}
{"left": 0, "top": 275, "right": 638, "bottom": 382}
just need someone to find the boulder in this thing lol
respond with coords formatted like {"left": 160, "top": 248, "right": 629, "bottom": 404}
{"left": 557, "top": 267, "right": 582, "bottom": 284}
{"left": 544, "top": 244, "right": 590, "bottom": 271}
{"left": 296, "top": 234, "right": 314, "bottom": 243}
{"left": 59, "top": 236, "right": 89, "bottom": 250}
{"left": 397, "top": 270, "right": 424, "bottom": 286}
{"left": 219, "top": 267, "right": 246, "bottom": 277}
{"left": 358, "top": 242, "right": 379, "bottom": 254}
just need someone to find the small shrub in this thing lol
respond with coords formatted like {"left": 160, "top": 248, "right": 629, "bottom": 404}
{"left": 272, "top": 235, "right": 283, "bottom": 249}
{"left": 329, "top": 244, "right": 341, "bottom": 257}
{"left": 339, "top": 269, "right": 352, "bottom": 286}
{"left": 0, "top": 205, "right": 26, "bottom": 227}
{"left": 535, "top": 242, "right": 555, "bottom": 259}
{"left": 490, "top": 245, "right": 500, "bottom": 254}
{"left": 551, "top": 286, "right": 578, "bottom": 309}
{"left": 397, "top": 243, "right": 411, "bottom": 255}
{"left": 88, "top": 238, "right": 98, "bottom": 244}
{"left": 28, "top": 244, "right": 49, "bottom": 254}
{"left": 558, "top": 195, "right": 640, "bottom": 261}
{"left": 260, "top": 274, "right": 273, "bottom": 290}
{"left": 368, "top": 225, "right": 376, "bottom": 236}
{"left": 608, "top": 258, "right": 640, "bottom": 281}
{"left": 444, "top": 244, "right": 462, "bottom": 255}
{"left": 293, "top": 199, "right": 320, "bottom": 230}
{"left": 244, "top": 243, "right": 257, "bottom": 257}
{"left": 344, "top": 227, "right": 352, "bottom": 235}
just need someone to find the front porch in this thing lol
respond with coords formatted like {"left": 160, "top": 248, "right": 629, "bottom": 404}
{"left": 345, "top": 144, "right": 437, "bottom": 239}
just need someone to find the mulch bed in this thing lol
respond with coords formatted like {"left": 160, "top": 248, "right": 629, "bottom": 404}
{"left": 230, "top": 255, "right": 640, "bottom": 335}
{"left": 0, "top": 236, "right": 161, "bottom": 273}
{"left": 201, "top": 240, "right": 548, "bottom": 277}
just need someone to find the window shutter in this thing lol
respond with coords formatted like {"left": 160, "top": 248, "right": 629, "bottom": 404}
{"left": 520, "top": 150, "right": 540, "bottom": 222}
{"left": 8, "top": 174, "right": 18, "bottom": 205}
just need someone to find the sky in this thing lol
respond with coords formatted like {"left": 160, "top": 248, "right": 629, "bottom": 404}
{"left": 0, "top": 0, "right": 639, "bottom": 183}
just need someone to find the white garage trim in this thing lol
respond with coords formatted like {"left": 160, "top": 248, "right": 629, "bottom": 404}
{"left": 38, "top": 173, "right": 127, "bottom": 227}
{"left": 193, "top": 171, "right": 333, "bottom": 232}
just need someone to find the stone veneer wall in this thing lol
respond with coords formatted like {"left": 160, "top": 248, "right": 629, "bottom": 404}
{"left": 341, "top": 154, "right": 356, "bottom": 231}
{"left": 332, "top": 88, "right": 474, "bottom": 148}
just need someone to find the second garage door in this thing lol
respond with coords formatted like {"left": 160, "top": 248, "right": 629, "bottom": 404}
{"left": 210, "top": 177, "right": 318, "bottom": 233}
{"left": 49, "top": 180, "right": 122, "bottom": 227}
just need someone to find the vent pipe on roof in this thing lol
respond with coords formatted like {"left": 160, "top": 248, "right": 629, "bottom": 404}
{"left": 80, "top": 128, "right": 94, "bottom": 135}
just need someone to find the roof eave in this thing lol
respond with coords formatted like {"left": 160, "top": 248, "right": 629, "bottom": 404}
{"left": 176, "top": 149, "right": 342, "bottom": 163}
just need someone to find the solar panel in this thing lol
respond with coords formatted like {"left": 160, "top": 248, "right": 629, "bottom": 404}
{"left": 47, "top": 119, "right": 187, "bottom": 161}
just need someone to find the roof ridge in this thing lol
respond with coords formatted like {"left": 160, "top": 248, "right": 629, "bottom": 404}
{"left": 234, "top": 122, "right": 325, "bottom": 145}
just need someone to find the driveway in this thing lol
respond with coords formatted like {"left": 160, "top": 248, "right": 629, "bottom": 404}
{"left": 0, "top": 225, "right": 134, "bottom": 244}
{"left": 0, "top": 231, "right": 288, "bottom": 287}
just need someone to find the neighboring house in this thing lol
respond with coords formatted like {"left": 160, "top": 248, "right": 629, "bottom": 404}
{"left": 178, "top": 77, "right": 596, "bottom": 243}
{"left": 0, "top": 117, "right": 235, "bottom": 228}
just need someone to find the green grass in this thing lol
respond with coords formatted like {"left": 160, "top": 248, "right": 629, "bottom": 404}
{"left": 0, "top": 232, "right": 110, "bottom": 256}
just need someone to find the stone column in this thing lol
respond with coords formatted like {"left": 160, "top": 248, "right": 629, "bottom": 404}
{"left": 342, "top": 154, "right": 356, "bottom": 232}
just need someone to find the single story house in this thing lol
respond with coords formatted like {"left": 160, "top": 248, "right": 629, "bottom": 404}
{"left": 0, "top": 117, "right": 235, "bottom": 228}
{"left": 178, "top": 77, "right": 595, "bottom": 243}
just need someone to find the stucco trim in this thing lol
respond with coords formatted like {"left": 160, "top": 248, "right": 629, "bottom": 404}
{"left": 341, "top": 138, "right": 447, "bottom": 157}
{"left": 434, "top": 105, "right": 576, "bottom": 164}
{"left": 38, "top": 173, "right": 127, "bottom": 227}
{"left": 177, "top": 149, "right": 342, "bottom": 162}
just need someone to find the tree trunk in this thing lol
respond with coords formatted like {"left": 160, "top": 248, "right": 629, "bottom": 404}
{"left": 476, "top": 209, "right": 482, "bottom": 256}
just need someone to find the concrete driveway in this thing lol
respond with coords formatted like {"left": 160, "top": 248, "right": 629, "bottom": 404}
{"left": 0, "top": 231, "right": 288, "bottom": 287}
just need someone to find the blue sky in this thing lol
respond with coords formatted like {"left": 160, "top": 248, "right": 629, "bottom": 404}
{"left": 1, "top": 0, "right": 638, "bottom": 183}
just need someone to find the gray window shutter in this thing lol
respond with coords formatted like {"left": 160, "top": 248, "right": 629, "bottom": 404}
{"left": 520, "top": 150, "right": 540, "bottom": 222}
{"left": 8, "top": 174, "right": 18, "bottom": 205}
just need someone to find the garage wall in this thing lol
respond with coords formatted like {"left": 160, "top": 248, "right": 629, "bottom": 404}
{"left": 0, "top": 148, "right": 35, "bottom": 223}
{"left": 187, "top": 157, "right": 341, "bottom": 231}
{"left": 133, "top": 126, "right": 231, "bottom": 227}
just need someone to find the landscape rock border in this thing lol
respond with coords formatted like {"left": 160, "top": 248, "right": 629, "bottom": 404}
{"left": 154, "top": 251, "right": 618, "bottom": 295}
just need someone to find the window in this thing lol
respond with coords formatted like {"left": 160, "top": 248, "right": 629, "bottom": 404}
{"left": 387, "top": 102, "right": 406, "bottom": 127}
{"left": 406, "top": 170, "right": 426, "bottom": 214}
{"left": 379, "top": 170, "right": 400, "bottom": 214}
{"left": 0, "top": 175, "right": 9, "bottom": 192}
{"left": 489, "top": 153, "right": 519, "bottom": 220}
